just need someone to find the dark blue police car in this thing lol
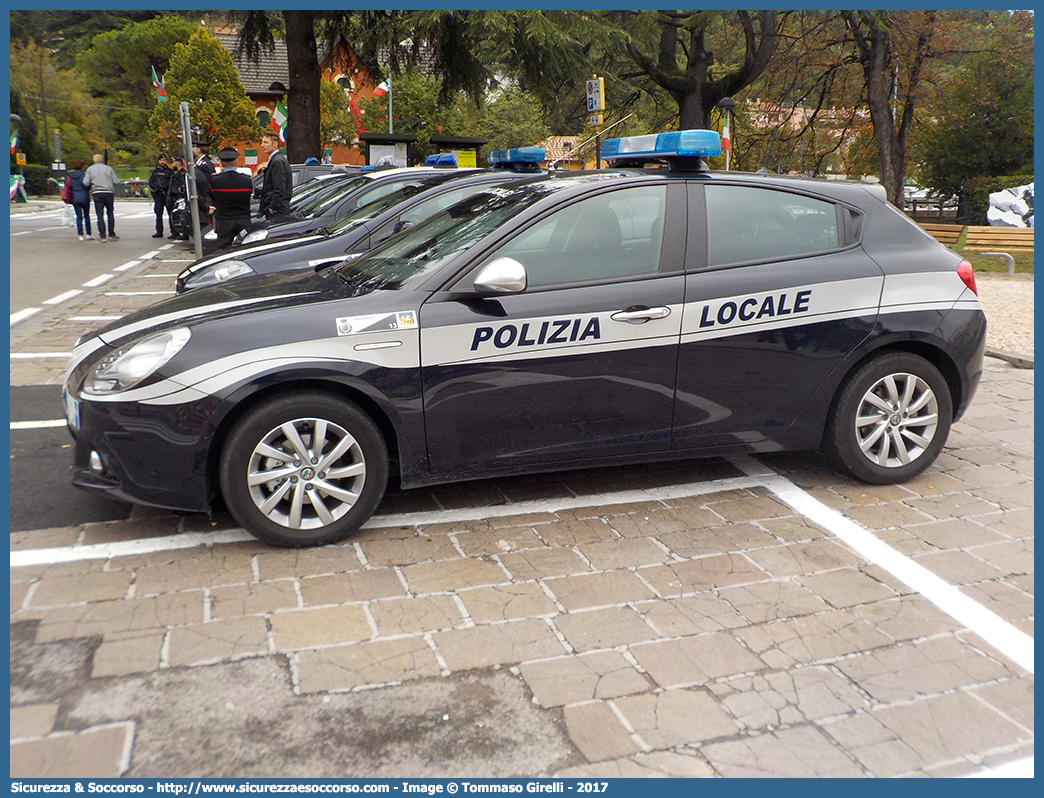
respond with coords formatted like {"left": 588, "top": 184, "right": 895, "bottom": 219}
{"left": 62, "top": 130, "right": 986, "bottom": 547}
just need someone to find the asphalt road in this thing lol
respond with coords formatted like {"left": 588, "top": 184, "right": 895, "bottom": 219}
{"left": 9, "top": 199, "right": 160, "bottom": 314}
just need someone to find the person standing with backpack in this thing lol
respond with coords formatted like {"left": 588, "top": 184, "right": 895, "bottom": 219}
{"left": 147, "top": 154, "right": 174, "bottom": 238}
{"left": 83, "top": 153, "right": 121, "bottom": 241}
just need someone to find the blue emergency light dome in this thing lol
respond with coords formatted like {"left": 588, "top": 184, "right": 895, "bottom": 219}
{"left": 487, "top": 147, "right": 546, "bottom": 166}
{"left": 601, "top": 129, "right": 722, "bottom": 162}
{"left": 424, "top": 153, "right": 458, "bottom": 167}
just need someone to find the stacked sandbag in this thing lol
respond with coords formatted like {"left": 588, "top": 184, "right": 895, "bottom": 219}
{"left": 988, "top": 182, "right": 1034, "bottom": 227}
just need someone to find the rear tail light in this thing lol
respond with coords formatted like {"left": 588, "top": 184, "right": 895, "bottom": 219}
{"left": 956, "top": 259, "right": 978, "bottom": 296}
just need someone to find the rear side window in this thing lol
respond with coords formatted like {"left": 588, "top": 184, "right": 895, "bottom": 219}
{"left": 706, "top": 185, "right": 839, "bottom": 266}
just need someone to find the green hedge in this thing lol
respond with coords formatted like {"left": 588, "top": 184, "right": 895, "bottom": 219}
{"left": 21, "top": 165, "right": 58, "bottom": 196}
{"left": 963, "top": 173, "right": 1034, "bottom": 225}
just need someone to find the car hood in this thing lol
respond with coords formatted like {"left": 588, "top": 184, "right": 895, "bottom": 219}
{"left": 183, "top": 232, "right": 327, "bottom": 275}
{"left": 92, "top": 270, "right": 336, "bottom": 348}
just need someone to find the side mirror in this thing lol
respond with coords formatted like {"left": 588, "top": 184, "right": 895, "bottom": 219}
{"left": 472, "top": 257, "right": 527, "bottom": 294}
{"left": 392, "top": 219, "right": 414, "bottom": 234}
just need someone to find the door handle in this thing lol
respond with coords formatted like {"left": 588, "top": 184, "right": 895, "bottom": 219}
{"left": 611, "top": 306, "right": 672, "bottom": 323}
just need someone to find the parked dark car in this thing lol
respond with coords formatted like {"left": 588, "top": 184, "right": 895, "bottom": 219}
{"left": 233, "top": 166, "right": 472, "bottom": 248}
{"left": 62, "top": 130, "right": 985, "bottom": 547}
{"left": 177, "top": 148, "right": 548, "bottom": 292}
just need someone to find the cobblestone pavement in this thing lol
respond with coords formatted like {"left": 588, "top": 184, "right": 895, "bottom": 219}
{"left": 9, "top": 240, "right": 1034, "bottom": 778}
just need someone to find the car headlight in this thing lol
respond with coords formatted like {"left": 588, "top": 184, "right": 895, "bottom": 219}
{"left": 83, "top": 328, "right": 191, "bottom": 395}
{"left": 241, "top": 228, "right": 269, "bottom": 244}
{"left": 183, "top": 260, "right": 255, "bottom": 291}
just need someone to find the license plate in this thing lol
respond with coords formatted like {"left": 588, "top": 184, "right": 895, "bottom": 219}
{"left": 63, "top": 387, "right": 80, "bottom": 429}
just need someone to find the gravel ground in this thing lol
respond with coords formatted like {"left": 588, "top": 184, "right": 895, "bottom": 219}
{"left": 975, "top": 271, "right": 1034, "bottom": 357}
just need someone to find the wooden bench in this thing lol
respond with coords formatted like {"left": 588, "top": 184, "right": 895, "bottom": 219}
{"left": 919, "top": 223, "right": 964, "bottom": 246}
{"left": 964, "top": 225, "right": 1034, "bottom": 253}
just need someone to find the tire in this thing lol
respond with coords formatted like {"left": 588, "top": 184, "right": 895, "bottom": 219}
{"left": 219, "top": 392, "right": 388, "bottom": 547}
{"left": 823, "top": 352, "right": 952, "bottom": 484}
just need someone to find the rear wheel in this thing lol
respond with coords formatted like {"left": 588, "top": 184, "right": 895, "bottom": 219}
{"left": 220, "top": 392, "right": 388, "bottom": 547}
{"left": 824, "top": 352, "right": 952, "bottom": 484}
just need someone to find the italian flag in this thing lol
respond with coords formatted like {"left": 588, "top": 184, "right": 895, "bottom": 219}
{"left": 371, "top": 80, "right": 389, "bottom": 99}
{"left": 270, "top": 100, "right": 288, "bottom": 141}
{"left": 10, "top": 131, "right": 17, "bottom": 154}
{"left": 721, "top": 113, "right": 731, "bottom": 152}
{"left": 151, "top": 65, "right": 167, "bottom": 101}
{"left": 244, "top": 149, "right": 258, "bottom": 167}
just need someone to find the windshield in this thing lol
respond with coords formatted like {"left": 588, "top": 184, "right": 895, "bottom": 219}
{"left": 292, "top": 176, "right": 367, "bottom": 217}
{"left": 326, "top": 183, "right": 428, "bottom": 235}
{"left": 330, "top": 183, "right": 547, "bottom": 291}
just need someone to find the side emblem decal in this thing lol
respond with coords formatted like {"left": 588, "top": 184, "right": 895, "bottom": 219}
{"left": 336, "top": 311, "right": 418, "bottom": 337}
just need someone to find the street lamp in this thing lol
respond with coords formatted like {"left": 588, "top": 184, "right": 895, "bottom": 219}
{"left": 716, "top": 97, "right": 736, "bottom": 171}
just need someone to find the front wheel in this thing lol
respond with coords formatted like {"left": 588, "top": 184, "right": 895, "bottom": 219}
{"left": 823, "top": 352, "right": 953, "bottom": 484}
{"left": 219, "top": 393, "right": 388, "bottom": 547}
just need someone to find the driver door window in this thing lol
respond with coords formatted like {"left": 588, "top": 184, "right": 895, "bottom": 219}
{"left": 488, "top": 185, "right": 667, "bottom": 287}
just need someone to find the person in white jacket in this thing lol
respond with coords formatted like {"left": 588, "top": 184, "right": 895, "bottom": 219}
{"left": 83, "top": 154, "right": 121, "bottom": 241}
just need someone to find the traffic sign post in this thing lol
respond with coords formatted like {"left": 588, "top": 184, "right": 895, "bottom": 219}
{"left": 586, "top": 76, "right": 606, "bottom": 167}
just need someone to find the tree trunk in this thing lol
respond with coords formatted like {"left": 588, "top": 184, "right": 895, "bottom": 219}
{"left": 677, "top": 93, "right": 707, "bottom": 129}
{"left": 861, "top": 23, "right": 905, "bottom": 207}
{"left": 283, "top": 11, "right": 322, "bottom": 164}
{"left": 625, "top": 12, "right": 777, "bottom": 135}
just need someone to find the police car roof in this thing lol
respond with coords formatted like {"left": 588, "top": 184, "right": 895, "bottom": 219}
{"left": 464, "top": 165, "right": 890, "bottom": 215}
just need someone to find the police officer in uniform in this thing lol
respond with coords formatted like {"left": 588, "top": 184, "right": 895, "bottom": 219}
{"left": 147, "top": 154, "right": 173, "bottom": 238}
{"left": 207, "top": 147, "right": 254, "bottom": 251}
{"left": 192, "top": 139, "right": 216, "bottom": 179}
{"left": 166, "top": 156, "right": 188, "bottom": 239}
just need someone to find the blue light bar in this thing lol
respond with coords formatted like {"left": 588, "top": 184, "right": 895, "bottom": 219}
{"left": 487, "top": 147, "right": 546, "bottom": 166}
{"left": 423, "top": 153, "right": 458, "bottom": 167}
{"left": 601, "top": 129, "right": 722, "bottom": 162}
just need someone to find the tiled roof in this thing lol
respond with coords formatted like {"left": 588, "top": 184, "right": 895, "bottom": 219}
{"left": 215, "top": 33, "right": 290, "bottom": 95}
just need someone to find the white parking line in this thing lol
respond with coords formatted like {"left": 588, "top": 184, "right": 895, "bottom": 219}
{"left": 733, "top": 455, "right": 1034, "bottom": 674}
{"left": 10, "top": 352, "right": 71, "bottom": 359}
{"left": 10, "top": 308, "right": 41, "bottom": 325}
{"left": 962, "top": 756, "right": 1034, "bottom": 777}
{"left": 9, "top": 473, "right": 766, "bottom": 567}
{"left": 11, "top": 420, "right": 67, "bottom": 429}
{"left": 140, "top": 250, "right": 161, "bottom": 259}
{"left": 104, "top": 291, "right": 175, "bottom": 296}
{"left": 160, "top": 244, "right": 175, "bottom": 250}
{"left": 83, "top": 274, "right": 115, "bottom": 288}
{"left": 8, "top": 453, "right": 1033, "bottom": 676}
{"left": 42, "top": 290, "right": 83, "bottom": 305}
{"left": 114, "top": 261, "right": 141, "bottom": 272}
{"left": 69, "top": 315, "right": 125, "bottom": 322}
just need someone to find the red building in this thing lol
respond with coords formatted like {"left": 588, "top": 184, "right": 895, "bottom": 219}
{"left": 215, "top": 30, "right": 380, "bottom": 169}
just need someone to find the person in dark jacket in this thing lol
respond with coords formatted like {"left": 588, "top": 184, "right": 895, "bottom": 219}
{"left": 67, "top": 158, "right": 93, "bottom": 241}
{"left": 207, "top": 147, "right": 254, "bottom": 251}
{"left": 147, "top": 154, "right": 174, "bottom": 238}
{"left": 192, "top": 140, "right": 216, "bottom": 179}
{"left": 167, "top": 157, "right": 189, "bottom": 240}
{"left": 258, "top": 130, "right": 292, "bottom": 219}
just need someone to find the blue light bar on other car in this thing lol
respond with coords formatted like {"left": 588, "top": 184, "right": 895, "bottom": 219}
{"left": 424, "top": 153, "right": 458, "bottom": 166}
{"left": 601, "top": 129, "right": 722, "bottom": 162}
{"left": 487, "top": 147, "right": 546, "bottom": 166}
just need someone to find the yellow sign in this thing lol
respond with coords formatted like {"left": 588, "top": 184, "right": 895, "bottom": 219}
{"left": 16, "top": 153, "right": 26, "bottom": 165}
{"left": 454, "top": 150, "right": 477, "bottom": 168}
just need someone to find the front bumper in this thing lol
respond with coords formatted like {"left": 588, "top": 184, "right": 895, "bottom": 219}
{"left": 67, "top": 390, "right": 221, "bottom": 514}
